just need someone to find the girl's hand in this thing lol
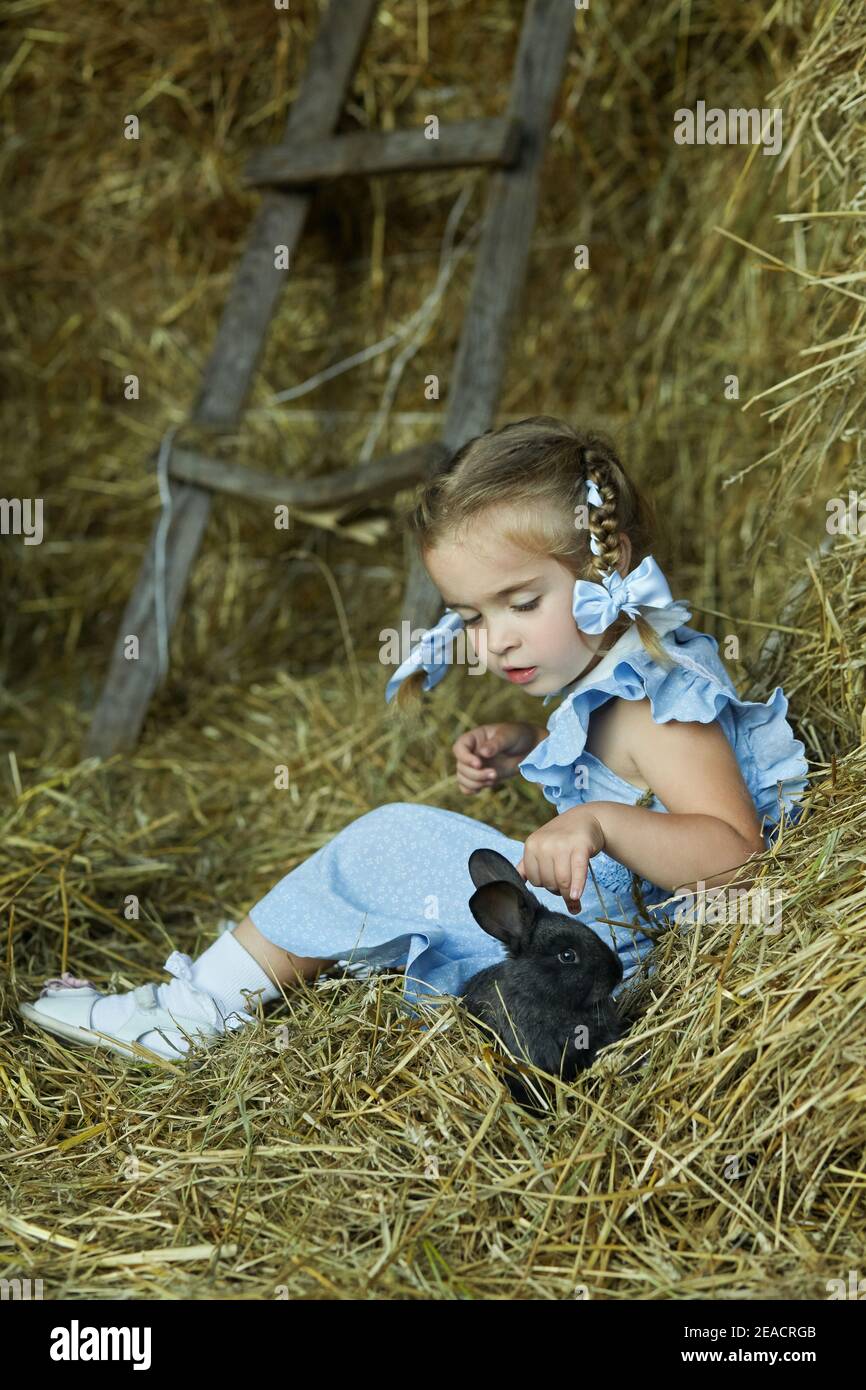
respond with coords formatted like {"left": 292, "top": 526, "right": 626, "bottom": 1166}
{"left": 516, "top": 808, "right": 606, "bottom": 913}
{"left": 452, "top": 722, "right": 544, "bottom": 796}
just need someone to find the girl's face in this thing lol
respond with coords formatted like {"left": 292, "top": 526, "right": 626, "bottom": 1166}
{"left": 424, "top": 515, "right": 632, "bottom": 698}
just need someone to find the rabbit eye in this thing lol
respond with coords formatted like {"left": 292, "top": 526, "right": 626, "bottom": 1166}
{"left": 558, "top": 949, "right": 577, "bottom": 964}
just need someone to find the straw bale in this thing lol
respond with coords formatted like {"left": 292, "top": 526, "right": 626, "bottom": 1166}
{"left": 1, "top": 0, "right": 864, "bottom": 1299}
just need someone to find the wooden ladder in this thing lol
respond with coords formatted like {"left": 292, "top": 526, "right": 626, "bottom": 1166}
{"left": 85, "top": 0, "right": 575, "bottom": 757}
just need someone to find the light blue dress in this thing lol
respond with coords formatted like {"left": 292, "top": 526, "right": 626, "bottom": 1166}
{"left": 249, "top": 612, "right": 809, "bottom": 1012}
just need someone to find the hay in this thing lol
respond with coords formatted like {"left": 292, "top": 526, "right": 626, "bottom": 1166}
{"left": 2, "top": 0, "right": 865, "bottom": 1298}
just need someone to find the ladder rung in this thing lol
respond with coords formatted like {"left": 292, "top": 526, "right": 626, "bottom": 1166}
{"left": 244, "top": 118, "right": 521, "bottom": 188}
{"left": 168, "top": 440, "right": 449, "bottom": 510}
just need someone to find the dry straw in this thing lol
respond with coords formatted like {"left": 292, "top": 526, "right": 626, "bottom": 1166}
{"left": 1, "top": 0, "right": 864, "bottom": 1299}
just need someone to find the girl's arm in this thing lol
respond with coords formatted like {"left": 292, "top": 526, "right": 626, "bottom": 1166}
{"left": 582, "top": 803, "right": 763, "bottom": 893}
{"left": 593, "top": 697, "right": 766, "bottom": 893}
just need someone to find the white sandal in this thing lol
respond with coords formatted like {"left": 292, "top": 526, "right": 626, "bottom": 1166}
{"left": 19, "top": 961, "right": 224, "bottom": 1062}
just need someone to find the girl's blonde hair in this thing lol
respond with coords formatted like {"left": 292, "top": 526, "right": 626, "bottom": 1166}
{"left": 392, "top": 415, "right": 674, "bottom": 710}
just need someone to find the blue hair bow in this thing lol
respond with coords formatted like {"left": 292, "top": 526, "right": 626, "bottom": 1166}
{"left": 572, "top": 553, "right": 680, "bottom": 634}
{"left": 576, "top": 480, "right": 685, "bottom": 630}
{"left": 384, "top": 608, "right": 466, "bottom": 704}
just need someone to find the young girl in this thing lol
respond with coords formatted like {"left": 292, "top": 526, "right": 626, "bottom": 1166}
{"left": 20, "top": 418, "right": 809, "bottom": 1062}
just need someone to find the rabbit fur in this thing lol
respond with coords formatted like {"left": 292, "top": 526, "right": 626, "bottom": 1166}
{"left": 458, "top": 848, "right": 627, "bottom": 1107}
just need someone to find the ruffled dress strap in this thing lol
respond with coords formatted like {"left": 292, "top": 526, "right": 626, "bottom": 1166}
{"left": 518, "top": 618, "right": 809, "bottom": 846}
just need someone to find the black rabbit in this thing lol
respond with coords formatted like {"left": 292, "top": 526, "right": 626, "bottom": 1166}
{"left": 458, "top": 848, "right": 627, "bottom": 1108}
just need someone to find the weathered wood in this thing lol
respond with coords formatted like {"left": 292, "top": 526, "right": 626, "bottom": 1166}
{"left": 168, "top": 440, "right": 449, "bottom": 510}
{"left": 244, "top": 118, "right": 522, "bottom": 187}
{"left": 85, "top": 0, "right": 381, "bottom": 758}
{"left": 401, "top": 0, "right": 576, "bottom": 634}
{"left": 86, "top": 0, "right": 573, "bottom": 755}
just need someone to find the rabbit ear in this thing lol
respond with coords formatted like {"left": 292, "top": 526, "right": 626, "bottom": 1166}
{"left": 468, "top": 881, "right": 537, "bottom": 951}
{"left": 468, "top": 848, "right": 530, "bottom": 895}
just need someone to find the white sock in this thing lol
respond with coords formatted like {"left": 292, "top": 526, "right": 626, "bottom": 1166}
{"left": 91, "top": 930, "right": 282, "bottom": 1058}
{"left": 186, "top": 929, "right": 282, "bottom": 1022}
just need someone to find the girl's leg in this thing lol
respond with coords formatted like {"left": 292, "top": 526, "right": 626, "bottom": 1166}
{"left": 232, "top": 915, "right": 336, "bottom": 986}
{"left": 231, "top": 916, "right": 408, "bottom": 985}
{"left": 19, "top": 917, "right": 322, "bottom": 1062}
